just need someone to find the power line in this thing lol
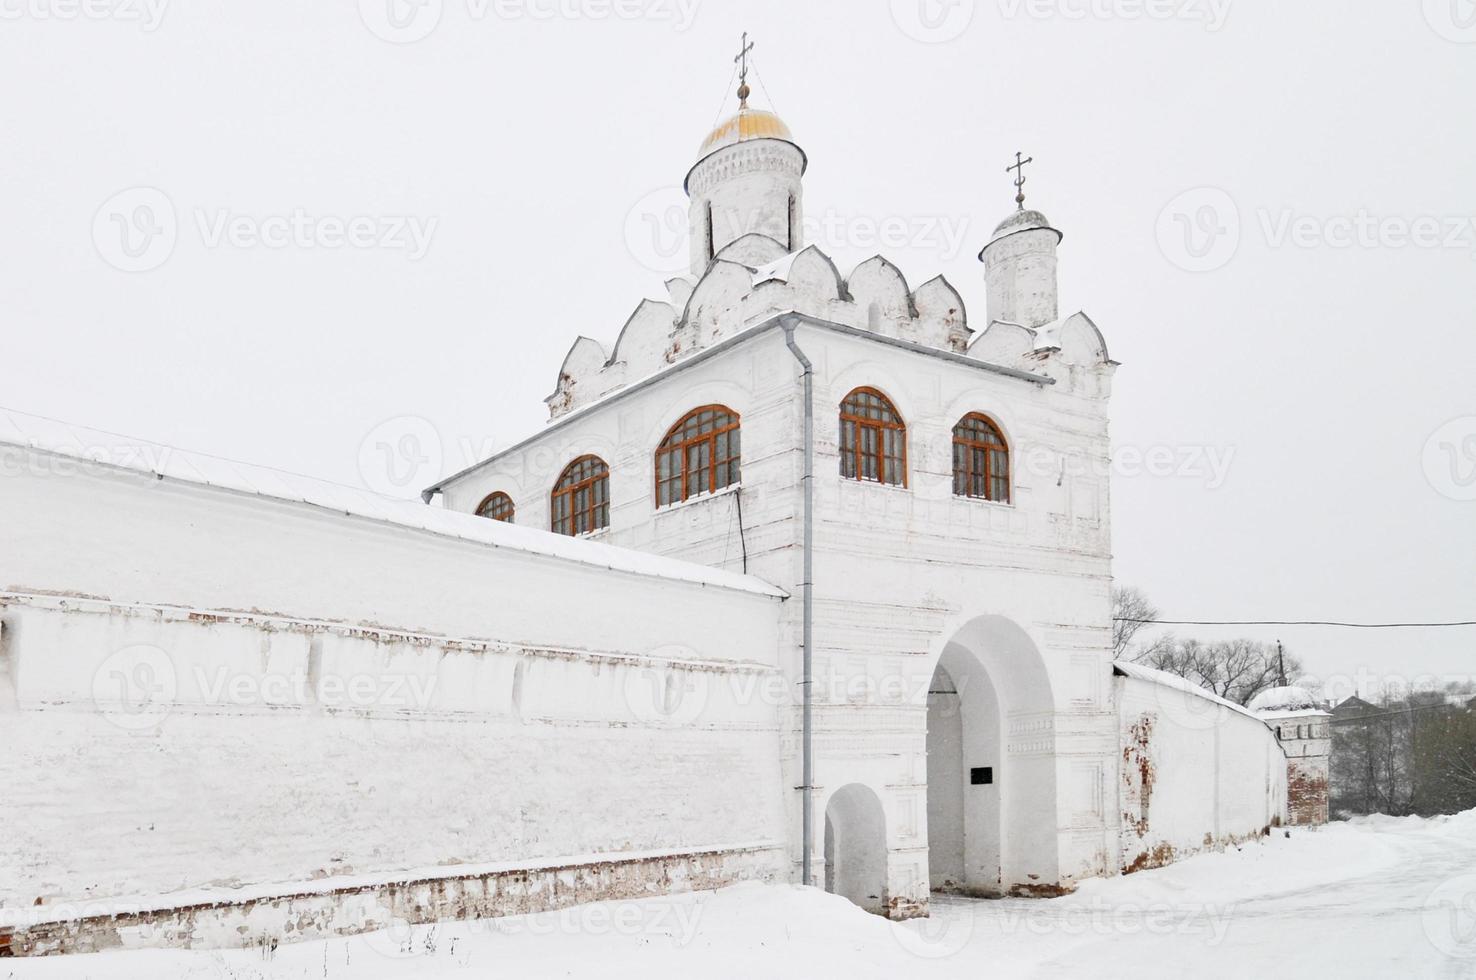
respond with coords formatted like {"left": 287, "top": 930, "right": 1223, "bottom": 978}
{"left": 1115, "top": 618, "right": 1476, "bottom": 629}
{"left": 1330, "top": 700, "right": 1475, "bottom": 724}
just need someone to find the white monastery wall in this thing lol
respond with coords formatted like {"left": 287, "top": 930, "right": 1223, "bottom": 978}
{"left": 0, "top": 442, "right": 788, "bottom": 952}
{"left": 1114, "top": 665, "right": 1288, "bottom": 873}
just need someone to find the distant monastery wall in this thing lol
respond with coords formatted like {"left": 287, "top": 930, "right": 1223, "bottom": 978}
{"left": 1115, "top": 663, "right": 1288, "bottom": 873}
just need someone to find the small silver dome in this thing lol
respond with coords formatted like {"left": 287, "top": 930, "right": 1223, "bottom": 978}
{"left": 988, "top": 208, "right": 1062, "bottom": 246}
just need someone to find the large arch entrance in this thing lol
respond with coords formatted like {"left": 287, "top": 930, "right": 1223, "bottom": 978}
{"left": 925, "top": 615, "right": 1058, "bottom": 896}
{"left": 823, "top": 783, "right": 887, "bottom": 915}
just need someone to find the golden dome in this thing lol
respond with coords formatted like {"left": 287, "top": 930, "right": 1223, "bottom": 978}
{"left": 697, "top": 107, "right": 795, "bottom": 159}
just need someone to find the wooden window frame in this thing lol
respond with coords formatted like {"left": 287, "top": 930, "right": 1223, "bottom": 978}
{"left": 475, "top": 491, "right": 516, "bottom": 523}
{"left": 952, "top": 412, "right": 1011, "bottom": 503}
{"left": 839, "top": 387, "right": 908, "bottom": 487}
{"left": 654, "top": 405, "right": 741, "bottom": 508}
{"left": 550, "top": 455, "right": 610, "bottom": 536}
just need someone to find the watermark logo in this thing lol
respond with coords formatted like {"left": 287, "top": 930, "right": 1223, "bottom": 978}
{"left": 360, "top": 897, "right": 706, "bottom": 960}
{"left": 1147, "top": 677, "right": 1231, "bottom": 731}
{"left": 360, "top": 0, "right": 699, "bottom": 42}
{"left": 1423, "top": 417, "right": 1476, "bottom": 501}
{"left": 0, "top": 440, "right": 176, "bottom": 480}
{"left": 358, "top": 415, "right": 444, "bottom": 498}
{"left": 92, "top": 187, "right": 177, "bottom": 273}
{"left": 1257, "top": 209, "right": 1476, "bottom": 253}
{"left": 193, "top": 209, "right": 437, "bottom": 260}
{"left": 358, "top": 914, "right": 424, "bottom": 959}
{"left": 891, "top": 0, "right": 975, "bottom": 42}
{"left": 1009, "top": 441, "right": 1236, "bottom": 490}
{"left": 623, "top": 189, "right": 973, "bottom": 276}
{"left": 0, "top": 0, "right": 169, "bottom": 30}
{"left": 623, "top": 645, "right": 710, "bottom": 725}
{"left": 1423, "top": 0, "right": 1476, "bottom": 43}
{"left": 1159, "top": 188, "right": 1476, "bottom": 271}
{"left": 191, "top": 666, "right": 437, "bottom": 711}
{"left": 624, "top": 186, "right": 690, "bottom": 276}
{"left": 92, "top": 644, "right": 177, "bottom": 731}
{"left": 996, "top": 0, "right": 1233, "bottom": 30}
{"left": 891, "top": 897, "right": 976, "bottom": 958}
{"left": 996, "top": 898, "right": 1238, "bottom": 943}
{"left": 1423, "top": 874, "right": 1476, "bottom": 958}
{"left": 92, "top": 189, "right": 437, "bottom": 272}
{"left": 1156, "top": 187, "right": 1240, "bottom": 272}
{"left": 359, "top": 0, "right": 443, "bottom": 43}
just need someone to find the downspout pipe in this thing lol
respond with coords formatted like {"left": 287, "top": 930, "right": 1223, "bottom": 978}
{"left": 780, "top": 314, "right": 815, "bottom": 887}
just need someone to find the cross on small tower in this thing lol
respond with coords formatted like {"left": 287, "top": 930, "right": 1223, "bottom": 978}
{"left": 1006, "top": 151, "right": 1034, "bottom": 211}
{"left": 734, "top": 32, "right": 755, "bottom": 107}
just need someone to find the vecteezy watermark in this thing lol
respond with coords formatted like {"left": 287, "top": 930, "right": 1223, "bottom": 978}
{"left": 623, "top": 645, "right": 710, "bottom": 725}
{"left": 91, "top": 644, "right": 441, "bottom": 731}
{"left": 358, "top": 0, "right": 699, "bottom": 43}
{"left": 623, "top": 188, "right": 973, "bottom": 276}
{"left": 890, "top": 0, "right": 976, "bottom": 43}
{"left": 0, "top": 0, "right": 168, "bottom": 30}
{"left": 996, "top": 898, "right": 1239, "bottom": 943}
{"left": 1257, "top": 209, "right": 1476, "bottom": 253}
{"left": 189, "top": 666, "right": 437, "bottom": 711}
{"left": 93, "top": 187, "right": 177, "bottom": 273}
{"left": 92, "top": 187, "right": 438, "bottom": 272}
{"left": 1155, "top": 187, "right": 1241, "bottom": 273}
{"left": 0, "top": 440, "right": 176, "bottom": 480}
{"left": 92, "top": 644, "right": 177, "bottom": 731}
{"left": 1423, "top": 874, "right": 1476, "bottom": 958}
{"left": 1158, "top": 187, "right": 1476, "bottom": 272}
{"left": 1423, "top": 417, "right": 1476, "bottom": 502}
{"left": 357, "top": 415, "right": 445, "bottom": 498}
{"left": 358, "top": 0, "right": 443, "bottom": 43}
{"left": 361, "top": 897, "right": 706, "bottom": 960}
{"left": 1015, "top": 441, "right": 1237, "bottom": 490}
{"left": 1423, "top": 0, "right": 1476, "bottom": 43}
{"left": 890, "top": 896, "right": 977, "bottom": 958}
{"left": 624, "top": 186, "right": 690, "bottom": 276}
{"left": 194, "top": 209, "right": 437, "bottom": 260}
{"left": 996, "top": 0, "right": 1233, "bottom": 30}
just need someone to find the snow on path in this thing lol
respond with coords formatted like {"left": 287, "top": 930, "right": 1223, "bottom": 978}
{"left": 9, "top": 812, "right": 1476, "bottom": 979}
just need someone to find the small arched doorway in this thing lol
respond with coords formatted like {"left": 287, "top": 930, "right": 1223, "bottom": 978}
{"left": 925, "top": 615, "right": 1057, "bottom": 896}
{"left": 823, "top": 783, "right": 887, "bottom": 915}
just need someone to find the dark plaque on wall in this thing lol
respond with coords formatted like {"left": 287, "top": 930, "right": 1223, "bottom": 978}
{"left": 971, "top": 767, "right": 993, "bottom": 785}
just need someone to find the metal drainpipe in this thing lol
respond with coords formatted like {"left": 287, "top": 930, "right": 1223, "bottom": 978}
{"left": 781, "top": 315, "right": 815, "bottom": 887}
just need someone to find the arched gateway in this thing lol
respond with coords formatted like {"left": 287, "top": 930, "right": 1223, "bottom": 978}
{"left": 925, "top": 615, "right": 1059, "bottom": 896}
{"left": 823, "top": 783, "right": 888, "bottom": 914}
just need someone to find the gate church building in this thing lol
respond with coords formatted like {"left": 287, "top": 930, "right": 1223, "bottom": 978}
{"left": 428, "top": 69, "right": 1297, "bottom": 911}
{"left": 0, "top": 59, "right": 1305, "bottom": 954}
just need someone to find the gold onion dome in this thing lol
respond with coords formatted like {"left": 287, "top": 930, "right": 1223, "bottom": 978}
{"left": 686, "top": 103, "right": 805, "bottom": 192}
{"left": 697, "top": 106, "right": 795, "bottom": 158}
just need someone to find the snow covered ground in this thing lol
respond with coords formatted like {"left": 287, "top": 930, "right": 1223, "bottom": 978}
{"left": 10, "top": 811, "right": 1476, "bottom": 979}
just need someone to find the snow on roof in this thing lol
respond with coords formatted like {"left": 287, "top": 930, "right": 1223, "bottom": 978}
{"left": 750, "top": 251, "right": 802, "bottom": 284}
{"left": 0, "top": 407, "right": 787, "bottom": 599}
{"left": 1249, "top": 685, "right": 1325, "bottom": 714}
{"left": 1261, "top": 708, "right": 1331, "bottom": 720}
{"left": 1113, "top": 660, "right": 1266, "bottom": 724}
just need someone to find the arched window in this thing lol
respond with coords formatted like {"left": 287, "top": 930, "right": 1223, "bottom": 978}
{"left": 839, "top": 387, "right": 906, "bottom": 486}
{"left": 475, "top": 491, "right": 515, "bottom": 523}
{"left": 655, "top": 405, "right": 741, "bottom": 507}
{"left": 953, "top": 413, "right": 1010, "bottom": 502}
{"left": 551, "top": 455, "right": 609, "bottom": 536}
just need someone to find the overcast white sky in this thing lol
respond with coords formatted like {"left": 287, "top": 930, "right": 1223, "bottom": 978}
{"left": 2, "top": 1, "right": 1473, "bottom": 694}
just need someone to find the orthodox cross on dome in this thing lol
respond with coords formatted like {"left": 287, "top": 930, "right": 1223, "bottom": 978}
{"left": 734, "top": 31, "right": 755, "bottom": 107}
{"left": 1006, "top": 151, "right": 1034, "bottom": 211}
